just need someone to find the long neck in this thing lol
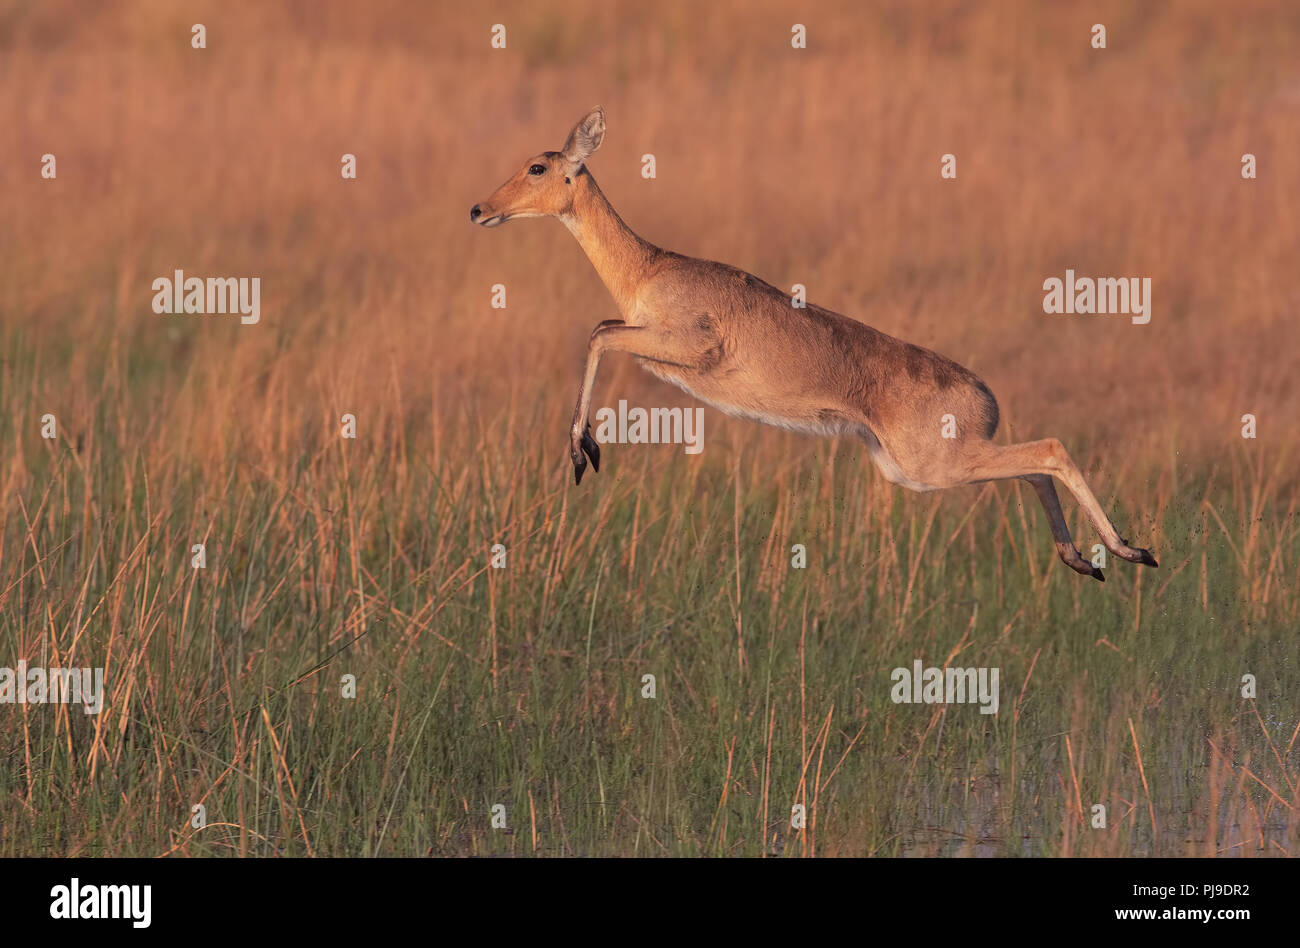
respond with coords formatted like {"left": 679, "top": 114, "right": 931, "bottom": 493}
{"left": 560, "top": 170, "right": 660, "bottom": 315}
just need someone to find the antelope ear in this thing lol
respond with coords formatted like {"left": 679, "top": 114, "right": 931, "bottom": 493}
{"left": 561, "top": 107, "right": 605, "bottom": 168}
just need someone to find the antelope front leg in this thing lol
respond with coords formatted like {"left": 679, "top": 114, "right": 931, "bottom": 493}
{"left": 569, "top": 320, "right": 708, "bottom": 485}
{"left": 570, "top": 319, "right": 625, "bottom": 485}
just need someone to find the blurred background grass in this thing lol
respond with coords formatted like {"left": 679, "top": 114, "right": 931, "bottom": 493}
{"left": 0, "top": 0, "right": 1296, "bottom": 856}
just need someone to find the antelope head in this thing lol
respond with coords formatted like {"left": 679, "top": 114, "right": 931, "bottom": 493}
{"left": 470, "top": 107, "right": 605, "bottom": 227}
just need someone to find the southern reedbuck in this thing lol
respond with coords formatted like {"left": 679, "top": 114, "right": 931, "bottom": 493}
{"left": 470, "top": 108, "right": 1157, "bottom": 581}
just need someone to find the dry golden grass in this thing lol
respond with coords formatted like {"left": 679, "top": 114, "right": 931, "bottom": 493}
{"left": 4, "top": 0, "right": 1298, "bottom": 473}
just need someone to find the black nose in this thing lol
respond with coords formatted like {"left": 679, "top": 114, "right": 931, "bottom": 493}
{"left": 469, "top": 204, "right": 482, "bottom": 222}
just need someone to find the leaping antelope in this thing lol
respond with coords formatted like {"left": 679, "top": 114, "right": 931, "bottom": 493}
{"left": 470, "top": 108, "right": 1157, "bottom": 581}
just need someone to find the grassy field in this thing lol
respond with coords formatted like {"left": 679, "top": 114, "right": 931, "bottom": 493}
{"left": 1, "top": 0, "right": 1297, "bottom": 856}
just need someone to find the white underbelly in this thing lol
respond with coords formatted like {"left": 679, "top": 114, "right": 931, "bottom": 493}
{"left": 862, "top": 430, "right": 940, "bottom": 492}
{"left": 642, "top": 364, "right": 939, "bottom": 491}
{"left": 648, "top": 370, "right": 846, "bottom": 438}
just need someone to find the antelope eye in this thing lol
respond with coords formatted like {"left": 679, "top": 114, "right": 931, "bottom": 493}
{"left": 528, "top": 163, "right": 547, "bottom": 176}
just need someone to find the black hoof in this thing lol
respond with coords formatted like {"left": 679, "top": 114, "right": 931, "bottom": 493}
{"left": 1090, "top": 566, "right": 1105, "bottom": 582}
{"left": 580, "top": 426, "right": 600, "bottom": 473}
{"left": 572, "top": 453, "right": 587, "bottom": 485}
{"left": 1137, "top": 549, "right": 1158, "bottom": 568}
